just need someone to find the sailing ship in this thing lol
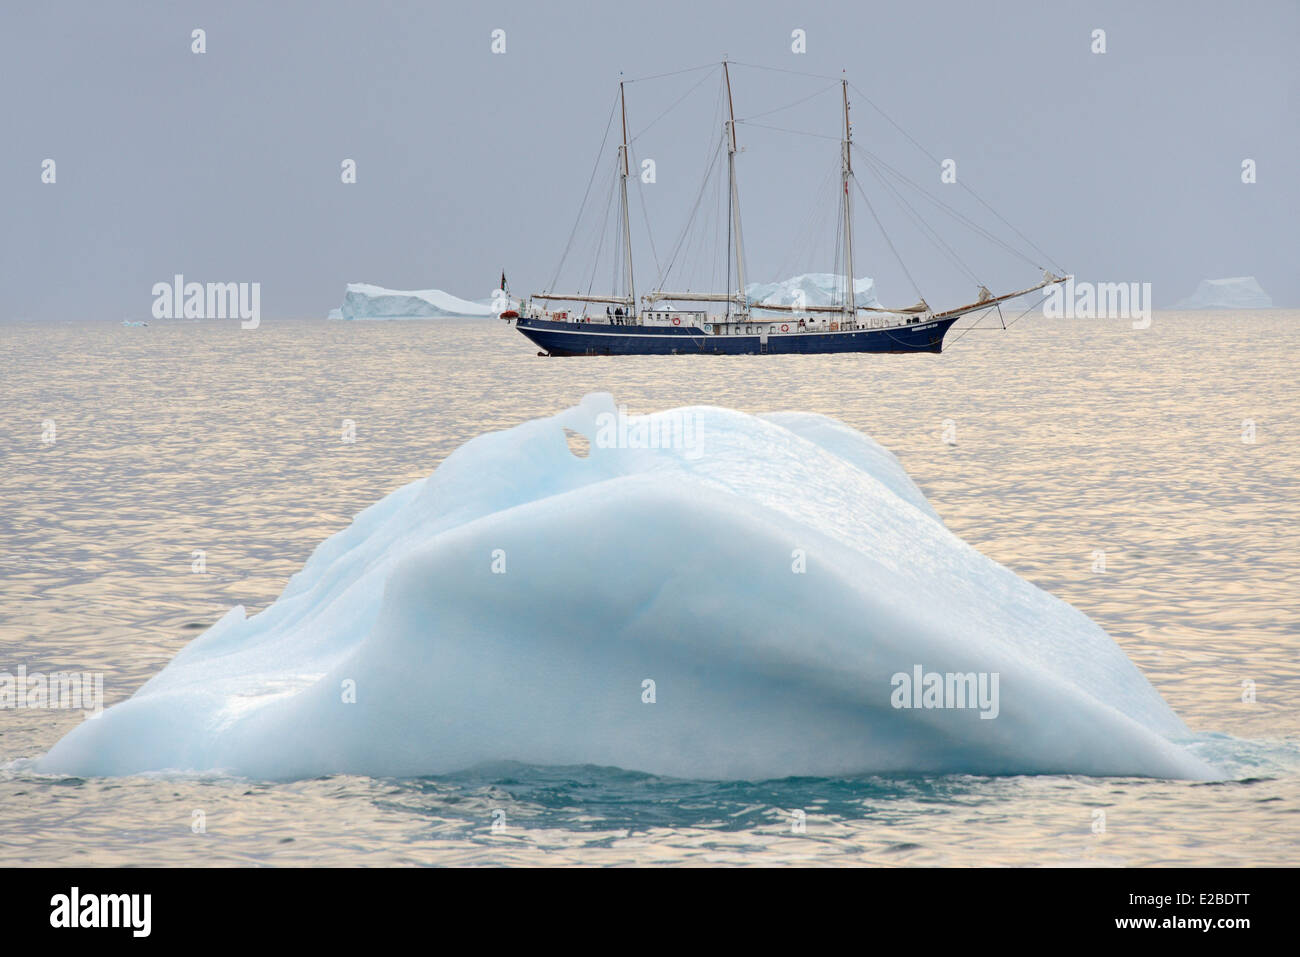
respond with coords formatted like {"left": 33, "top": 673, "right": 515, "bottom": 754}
{"left": 510, "top": 61, "right": 1067, "bottom": 357}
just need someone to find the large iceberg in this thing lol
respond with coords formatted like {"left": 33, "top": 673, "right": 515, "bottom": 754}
{"left": 37, "top": 396, "right": 1214, "bottom": 782}
{"left": 1172, "top": 276, "right": 1273, "bottom": 310}
{"left": 746, "top": 273, "right": 879, "bottom": 310}
{"left": 332, "top": 282, "right": 500, "bottom": 319}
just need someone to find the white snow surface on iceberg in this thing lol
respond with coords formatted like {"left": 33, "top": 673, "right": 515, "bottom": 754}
{"left": 746, "top": 273, "right": 880, "bottom": 310}
{"left": 1173, "top": 276, "right": 1273, "bottom": 309}
{"left": 336, "top": 282, "right": 497, "bottom": 319}
{"left": 38, "top": 395, "right": 1214, "bottom": 781}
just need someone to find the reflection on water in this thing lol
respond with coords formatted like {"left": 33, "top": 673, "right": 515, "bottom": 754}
{"left": 1, "top": 312, "right": 1297, "bottom": 865}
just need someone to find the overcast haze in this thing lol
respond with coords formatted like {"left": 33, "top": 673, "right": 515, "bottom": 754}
{"left": 3, "top": 0, "right": 1297, "bottom": 320}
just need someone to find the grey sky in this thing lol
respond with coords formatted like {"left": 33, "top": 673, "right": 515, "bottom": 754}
{"left": 3, "top": 0, "right": 1297, "bottom": 319}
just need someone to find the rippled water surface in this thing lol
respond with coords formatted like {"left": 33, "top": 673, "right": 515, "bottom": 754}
{"left": 2, "top": 313, "right": 1298, "bottom": 865}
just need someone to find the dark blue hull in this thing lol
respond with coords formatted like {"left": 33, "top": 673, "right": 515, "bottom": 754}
{"left": 515, "top": 316, "right": 960, "bottom": 356}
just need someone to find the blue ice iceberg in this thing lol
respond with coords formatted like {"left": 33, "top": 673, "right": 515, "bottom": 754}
{"left": 38, "top": 395, "right": 1214, "bottom": 781}
{"left": 1172, "top": 276, "right": 1273, "bottom": 310}
{"left": 332, "top": 282, "right": 498, "bottom": 319}
{"left": 745, "top": 273, "right": 879, "bottom": 310}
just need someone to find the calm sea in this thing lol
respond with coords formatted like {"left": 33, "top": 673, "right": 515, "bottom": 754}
{"left": 2, "top": 312, "right": 1297, "bottom": 866}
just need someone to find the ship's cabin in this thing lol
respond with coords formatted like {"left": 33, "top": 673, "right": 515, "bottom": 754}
{"left": 639, "top": 310, "right": 707, "bottom": 328}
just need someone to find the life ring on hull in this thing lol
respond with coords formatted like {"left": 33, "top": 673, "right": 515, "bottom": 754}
{"left": 780, "top": 323, "right": 789, "bottom": 332}
{"left": 671, "top": 317, "right": 681, "bottom": 325}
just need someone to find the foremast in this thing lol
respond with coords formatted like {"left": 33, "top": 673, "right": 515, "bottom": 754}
{"left": 840, "top": 78, "right": 855, "bottom": 319}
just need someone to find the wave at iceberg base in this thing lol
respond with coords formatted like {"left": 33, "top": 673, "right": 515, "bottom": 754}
{"left": 39, "top": 395, "right": 1215, "bottom": 781}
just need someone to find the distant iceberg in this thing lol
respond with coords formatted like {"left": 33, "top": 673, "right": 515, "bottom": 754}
{"left": 38, "top": 395, "right": 1214, "bottom": 782}
{"left": 331, "top": 274, "right": 878, "bottom": 319}
{"left": 1173, "top": 276, "right": 1273, "bottom": 310}
{"left": 746, "top": 273, "right": 879, "bottom": 310}
{"left": 332, "top": 282, "right": 499, "bottom": 320}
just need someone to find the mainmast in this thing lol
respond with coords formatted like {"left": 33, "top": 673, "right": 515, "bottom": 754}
{"left": 840, "top": 77, "right": 855, "bottom": 318}
{"left": 723, "top": 60, "right": 747, "bottom": 318}
{"left": 619, "top": 80, "right": 636, "bottom": 313}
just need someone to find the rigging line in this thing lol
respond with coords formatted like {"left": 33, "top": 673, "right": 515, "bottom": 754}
{"left": 582, "top": 167, "right": 619, "bottom": 302}
{"left": 725, "top": 140, "right": 732, "bottom": 319}
{"left": 852, "top": 142, "right": 1043, "bottom": 271}
{"left": 942, "top": 307, "right": 996, "bottom": 349}
{"left": 711, "top": 135, "right": 726, "bottom": 295}
{"left": 657, "top": 131, "right": 726, "bottom": 291}
{"left": 702, "top": 73, "right": 727, "bottom": 173}
{"left": 675, "top": 134, "right": 719, "bottom": 296}
{"left": 846, "top": 79, "right": 1064, "bottom": 274}
{"left": 858, "top": 152, "right": 972, "bottom": 282}
{"left": 710, "top": 156, "right": 721, "bottom": 297}
{"left": 610, "top": 213, "right": 621, "bottom": 309}
{"left": 692, "top": 149, "right": 719, "bottom": 300}
{"left": 772, "top": 160, "right": 838, "bottom": 284}
{"left": 858, "top": 150, "right": 1042, "bottom": 273}
{"left": 852, "top": 174, "right": 925, "bottom": 304}
{"left": 944, "top": 299, "right": 1038, "bottom": 350}
{"left": 630, "top": 65, "right": 719, "bottom": 142}
{"left": 660, "top": 78, "right": 726, "bottom": 292}
{"left": 852, "top": 140, "right": 1030, "bottom": 262}
{"left": 857, "top": 150, "right": 982, "bottom": 286}
{"left": 570, "top": 165, "right": 607, "bottom": 296}
{"left": 630, "top": 145, "right": 662, "bottom": 279}
{"left": 729, "top": 60, "right": 844, "bottom": 82}
{"left": 961, "top": 183, "right": 1065, "bottom": 276}
{"left": 732, "top": 167, "right": 750, "bottom": 302}
{"left": 622, "top": 62, "right": 719, "bottom": 84}
{"left": 1003, "top": 299, "right": 1041, "bottom": 329}
{"left": 585, "top": 167, "right": 617, "bottom": 301}
{"left": 734, "top": 119, "right": 840, "bottom": 141}
{"left": 548, "top": 91, "right": 620, "bottom": 292}
{"left": 846, "top": 81, "right": 940, "bottom": 162}
{"left": 735, "top": 81, "right": 839, "bottom": 123}
{"left": 831, "top": 155, "right": 846, "bottom": 296}
{"left": 833, "top": 189, "right": 844, "bottom": 290}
